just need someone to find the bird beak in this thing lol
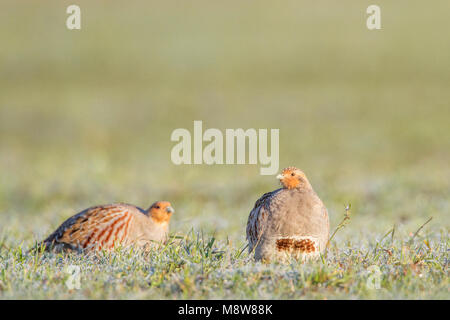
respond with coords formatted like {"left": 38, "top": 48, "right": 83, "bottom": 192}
{"left": 276, "top": 174, "right": 284, "bottom": 180}
{"left": 166, "top": 206, "right": 174, "bottom": 214}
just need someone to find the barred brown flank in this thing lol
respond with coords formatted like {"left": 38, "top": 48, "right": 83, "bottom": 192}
{"left": 121, "top": 215, "right": 132, "bottom": 243}
{"left": 103, "top": 215, "right": 127, "bottom": 246}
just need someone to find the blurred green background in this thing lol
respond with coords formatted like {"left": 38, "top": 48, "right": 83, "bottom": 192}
{"left": 0, "top": 0, "right": 449, "bottom": 245}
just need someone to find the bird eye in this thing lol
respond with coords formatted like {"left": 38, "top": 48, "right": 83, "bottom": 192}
{"left": 291, "top": 173, "right": 295, "bottom": 176}
{"left": 155, "top": 205, "right": 160, "bottom": 209}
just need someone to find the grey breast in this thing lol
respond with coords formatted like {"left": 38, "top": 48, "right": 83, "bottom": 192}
{"left": 265, "top": 188, "right": 328, "bottom": 242}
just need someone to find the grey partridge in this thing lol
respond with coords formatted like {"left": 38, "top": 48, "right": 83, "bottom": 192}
{"left": 39, "top": 201, "right": 174, "bottom": 252}
{"left": 246, "top": 167, "right": 329, "bottom": 262}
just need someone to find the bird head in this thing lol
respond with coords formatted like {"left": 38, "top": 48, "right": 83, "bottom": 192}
{"left": 276, "top": 167, "right": 312, "bottom": 190}
{"left": 147, "top": 201, "right": 174, "bottom": 225}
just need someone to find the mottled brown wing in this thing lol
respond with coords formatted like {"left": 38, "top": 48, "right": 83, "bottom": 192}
{"left": 42, "top": 205, "right": 135, "bottom": 251}
{"left": 246, "top": 189, "right": 280, "bottom": 253}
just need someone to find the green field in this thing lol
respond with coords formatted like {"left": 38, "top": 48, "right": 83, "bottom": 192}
{"left": 0, "top": 1, "right": 448, "bottom": 299}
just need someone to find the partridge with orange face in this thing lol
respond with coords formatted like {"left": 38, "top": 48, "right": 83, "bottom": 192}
{"left": 39, "top": 201, "right": 174, "bottom": 252}
{"left": 246, "top": 167, "right": 329, "bottom": 262}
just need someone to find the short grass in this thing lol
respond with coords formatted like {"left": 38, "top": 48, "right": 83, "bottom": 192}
{"left": 0, "top": 0, "right": 449, "bottom": 299}
{"left": 0, "top": 225, "right": 448, "bottom": 299}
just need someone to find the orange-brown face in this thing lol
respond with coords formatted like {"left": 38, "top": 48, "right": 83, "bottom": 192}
{"left": 148, "top": 201, "right": 174, "bottom": 224}
{"left": 276, "top": 167, "right": 311, "bottom": 190}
